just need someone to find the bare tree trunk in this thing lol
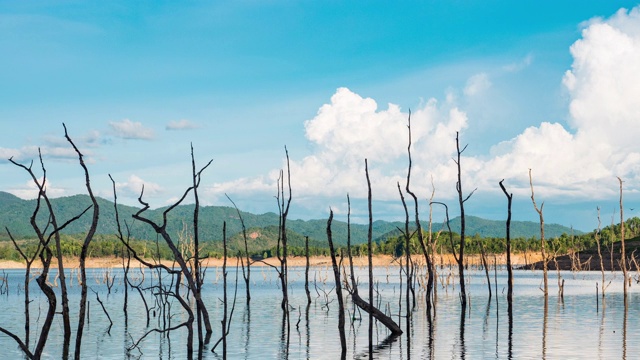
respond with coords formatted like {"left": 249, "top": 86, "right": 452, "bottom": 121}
{"left": 529, "top": 169, "right": 547, "bottom": 296}
{"left": 64, "top": 124, "right": 101, "bottom": 360}
{"left": 226, "top": 195, "right": 251, "bottom": 305}
{"left": 397, "top": 183, "right": 412, "bottom": 333}
{"left": 6, "top": 228, "right": 40, "bottom": 348}
{"left": 5, "top": 149, "right": 89, "bottom": 359}
{"left": 428, "top": 178, "right": 439, "bottom": 304}
{"left": 618, "top": 177, "right": 627, "bottom": 298}
{"left": 326, "top": 210, "right": 347, "bottom": 359}
{"left": 403, "top": 111, "right": 433, "bottom": 318}
{"left": 499, "top": 180, "right": 514, "bottom": 306}
{"left": 305, "top": 236, "right": 312, "bottom": 305}
{"left": 454, "top": 132, "right": 475, "bottom": 308}
{"left": 366, "top": 159, "right": 374, "bottom": 359}
{"left": 361, "top": 160, "right": 403, "bottom": 340}
{"left": 222, "top": 222, "right": 228, "bottom": 359}
{"left": 7, "top": 147, "right": 89, "bottom": 359}
{"left": 595, "top": 207, "right": 608, "bottom": 296}
{"left": 479, "top": 240, "right": 491, "bottom": 300}
{"left": 277, "top": 148, "right": 293, "bottom": 314}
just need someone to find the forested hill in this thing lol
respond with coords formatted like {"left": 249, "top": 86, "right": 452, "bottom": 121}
{"left": 0, "top": 191, "right": 580, "bottom": 245}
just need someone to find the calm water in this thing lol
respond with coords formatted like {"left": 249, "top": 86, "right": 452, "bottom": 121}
{"left": 0, "top": 264, "right": 638, "bottom": 359}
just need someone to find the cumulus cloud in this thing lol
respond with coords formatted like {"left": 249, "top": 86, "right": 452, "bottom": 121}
{"left": 483, "top": 6, "right": 640, "bottom": 198}
{"left": 208, "top": 6, "right": 640, "bottom": 212}
{"left": 463, "top": 73, "right": 492, "bottom": 96}
{"left": 166, "top": 119, "right": 198, "bottom": 130}
{"left": 114, "top": 175, "right": 163, "bottom": 198}
{"left": 109, "top": 119, "right": 154, "bottom": 140}
{"left": 208, "top": 87, "right": 468, "bottom": 202}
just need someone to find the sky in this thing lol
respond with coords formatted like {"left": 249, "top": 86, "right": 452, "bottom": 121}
{"left": 2, "top": 1, "right": 640, "bottom": 233}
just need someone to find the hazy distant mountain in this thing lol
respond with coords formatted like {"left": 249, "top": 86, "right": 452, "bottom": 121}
{"left": 0, "top": 191, "right": 580, "bottom": 245}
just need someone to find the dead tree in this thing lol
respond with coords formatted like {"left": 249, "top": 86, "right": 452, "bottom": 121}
{"left": 479, "top": 239, "right": 491, "bottom": 300}
{"left": 404, "top": 113, "right": 434, "bottom": 315}
{"left": 191, "top": 144, "right": 214, "bottom": 348}
{"left": 594, "top": 207, "right": 610, "bottom": 296}
{"left": 111, "top": 176, "right": 198, "bottom": 357}
{"left": 453, "top": 132, "right": 476, "bottom": 308}
{"left": 129, "top": 152, "right": 214, "bottom": 351}
{"left": 3, "top": 149, "right": 90, "bottom": 359}
{"left": 305, "top": 236, "right": 312, "bottom": 305}
{"left": 618, "top": 177, "right": 628, "bottom": 297}
{"left": 499, "top": 180, "right": 514, "bottom": 306}
{"left": 6, "top": 227, "right": 41, "bottom": 348}
{"left": 63, "top": 124, "right": 101, "bottom": 360}
{"left": 10, "top": 152, "right": 73, "bottom": 356}
{"left": 358, "top": 159, "right": 402, "bottom": 347}
{"left": 529, "top": 169, "right": 548, "bottom": 296}
{"left": 326, "top": 210, "right": 347, "bottom": 359}
{"left": 276, "top": 147, "right": 293, "bottom": 314}
{"left": 226, "top": 194, "right": 251, "bottom": 304}
{"left": 367, "top": 159, "right": 374, "bottom": 359}
{"left": 427, "top": 177, "right": 439, "bottom": 302}
{"left": 397, "top": 182, "right": 414, "bottom": 335}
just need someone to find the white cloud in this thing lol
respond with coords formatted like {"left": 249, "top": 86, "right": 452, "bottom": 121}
{"left": 109, "top": 119, "right": 154, "bottom": 140}
{"left": 1, "top": 145, "right": 84, "bottom": 162}
{"left": 502, "top": 53, "right": 533, "bottom": 72}
{"left": 166, "top": 119, "right": 198, "bottom": 130}
{"left": 207, "top": 87, "right": 468, "bottom": 203}
{"left": 8, "top": 178, "right": 66, "bottom": 199}
{"left": 208, "top": 6, "right": 640, "bottom": 213}
{"left": 463, "top": 73, "right": 491, "bottom": 96}
{"left": 114, "top": 175, "right": 163, "bottom": 198}
{"left": 483, "top": 6, "right": 640, "bottom": 199}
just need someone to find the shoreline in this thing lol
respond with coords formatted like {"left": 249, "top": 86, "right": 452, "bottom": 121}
{"left": 0, "top": 253, "right": 544, "bottom": 270}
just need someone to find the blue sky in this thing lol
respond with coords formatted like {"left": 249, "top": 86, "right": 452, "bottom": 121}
{"left": 2, "top": 1, "right": 640, "bottom": 232}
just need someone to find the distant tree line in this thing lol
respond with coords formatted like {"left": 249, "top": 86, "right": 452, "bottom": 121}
{"left": 2, "top": 216, "right": 638, "bottom": 262}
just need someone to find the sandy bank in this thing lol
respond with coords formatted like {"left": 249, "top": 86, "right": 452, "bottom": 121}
{"left": 0, "top": 252, "right": 543, "bottom": 270}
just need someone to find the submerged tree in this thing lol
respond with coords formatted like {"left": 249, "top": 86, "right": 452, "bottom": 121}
{"left": 66, "top": 123, "right": 101, "bottom": 360}
{"left": 529, "top": 169, "right": 548, "bottom": 296}
{"left": 499, "top": 179, "right": 514, "bottom": 306}
{"left": 1, "top": 126, "right": 95, "bottom": 359}
{"left": 123, "top": 148, "right": 213, "bottom": 356}
{"left": 326, "top": 210, "right": 347, "bottom": 359}
{"left": 403, "top": 113, "right": 434, "bottom": 316}
{"left": 618, "top": 177, "right": 628, "bottom": 298}
{"left": 276, "top": 147, "right": 293, "bottom": 314}
{"left": 226, "top": 194, "right": 252, "bottom": 305}
{"left": 453, "top": 131, "right": 476, "bottom": 308}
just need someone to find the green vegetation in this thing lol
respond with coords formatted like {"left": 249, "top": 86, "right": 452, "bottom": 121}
{"left": 7, "top": 190, "right": 632, "bottom": 264}
{"left": 2, "top": 215, "right": 638, "bottom": 263}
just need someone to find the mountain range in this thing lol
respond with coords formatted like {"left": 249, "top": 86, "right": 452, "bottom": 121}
{"left": 0, "top": 191, "right": 581, "bottom": 245}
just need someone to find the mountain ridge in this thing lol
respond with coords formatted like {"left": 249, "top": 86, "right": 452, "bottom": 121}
{"left": 0, "top": 191, "right": 582, "bottom": 245}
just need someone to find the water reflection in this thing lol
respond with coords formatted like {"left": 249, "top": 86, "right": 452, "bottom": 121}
{"left": 507, "top": 294, "right": 513, "bottom": 360}
{"left": 542, "top": 295, "right": 548, "bottom": 360}
{"left": 622, "top": 297, "right": 627, "bottom": 360}
{"left": 0, "top": 268, "right": 639, "bottom": 359}
{"left": 459, "top": 303, "right": 466, "bottom": 360}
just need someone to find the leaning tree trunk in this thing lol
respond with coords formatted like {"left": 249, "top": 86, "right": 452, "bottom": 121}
{"left": 363, "top": 160, "right": 402, "bottom": 340}
{"left": 326, "top": 210, "right": 347, "bottom": 359}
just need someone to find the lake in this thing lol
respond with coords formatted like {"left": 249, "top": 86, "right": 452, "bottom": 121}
{"left": 0, "top": 264, "right": 638, "bottom": 359}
